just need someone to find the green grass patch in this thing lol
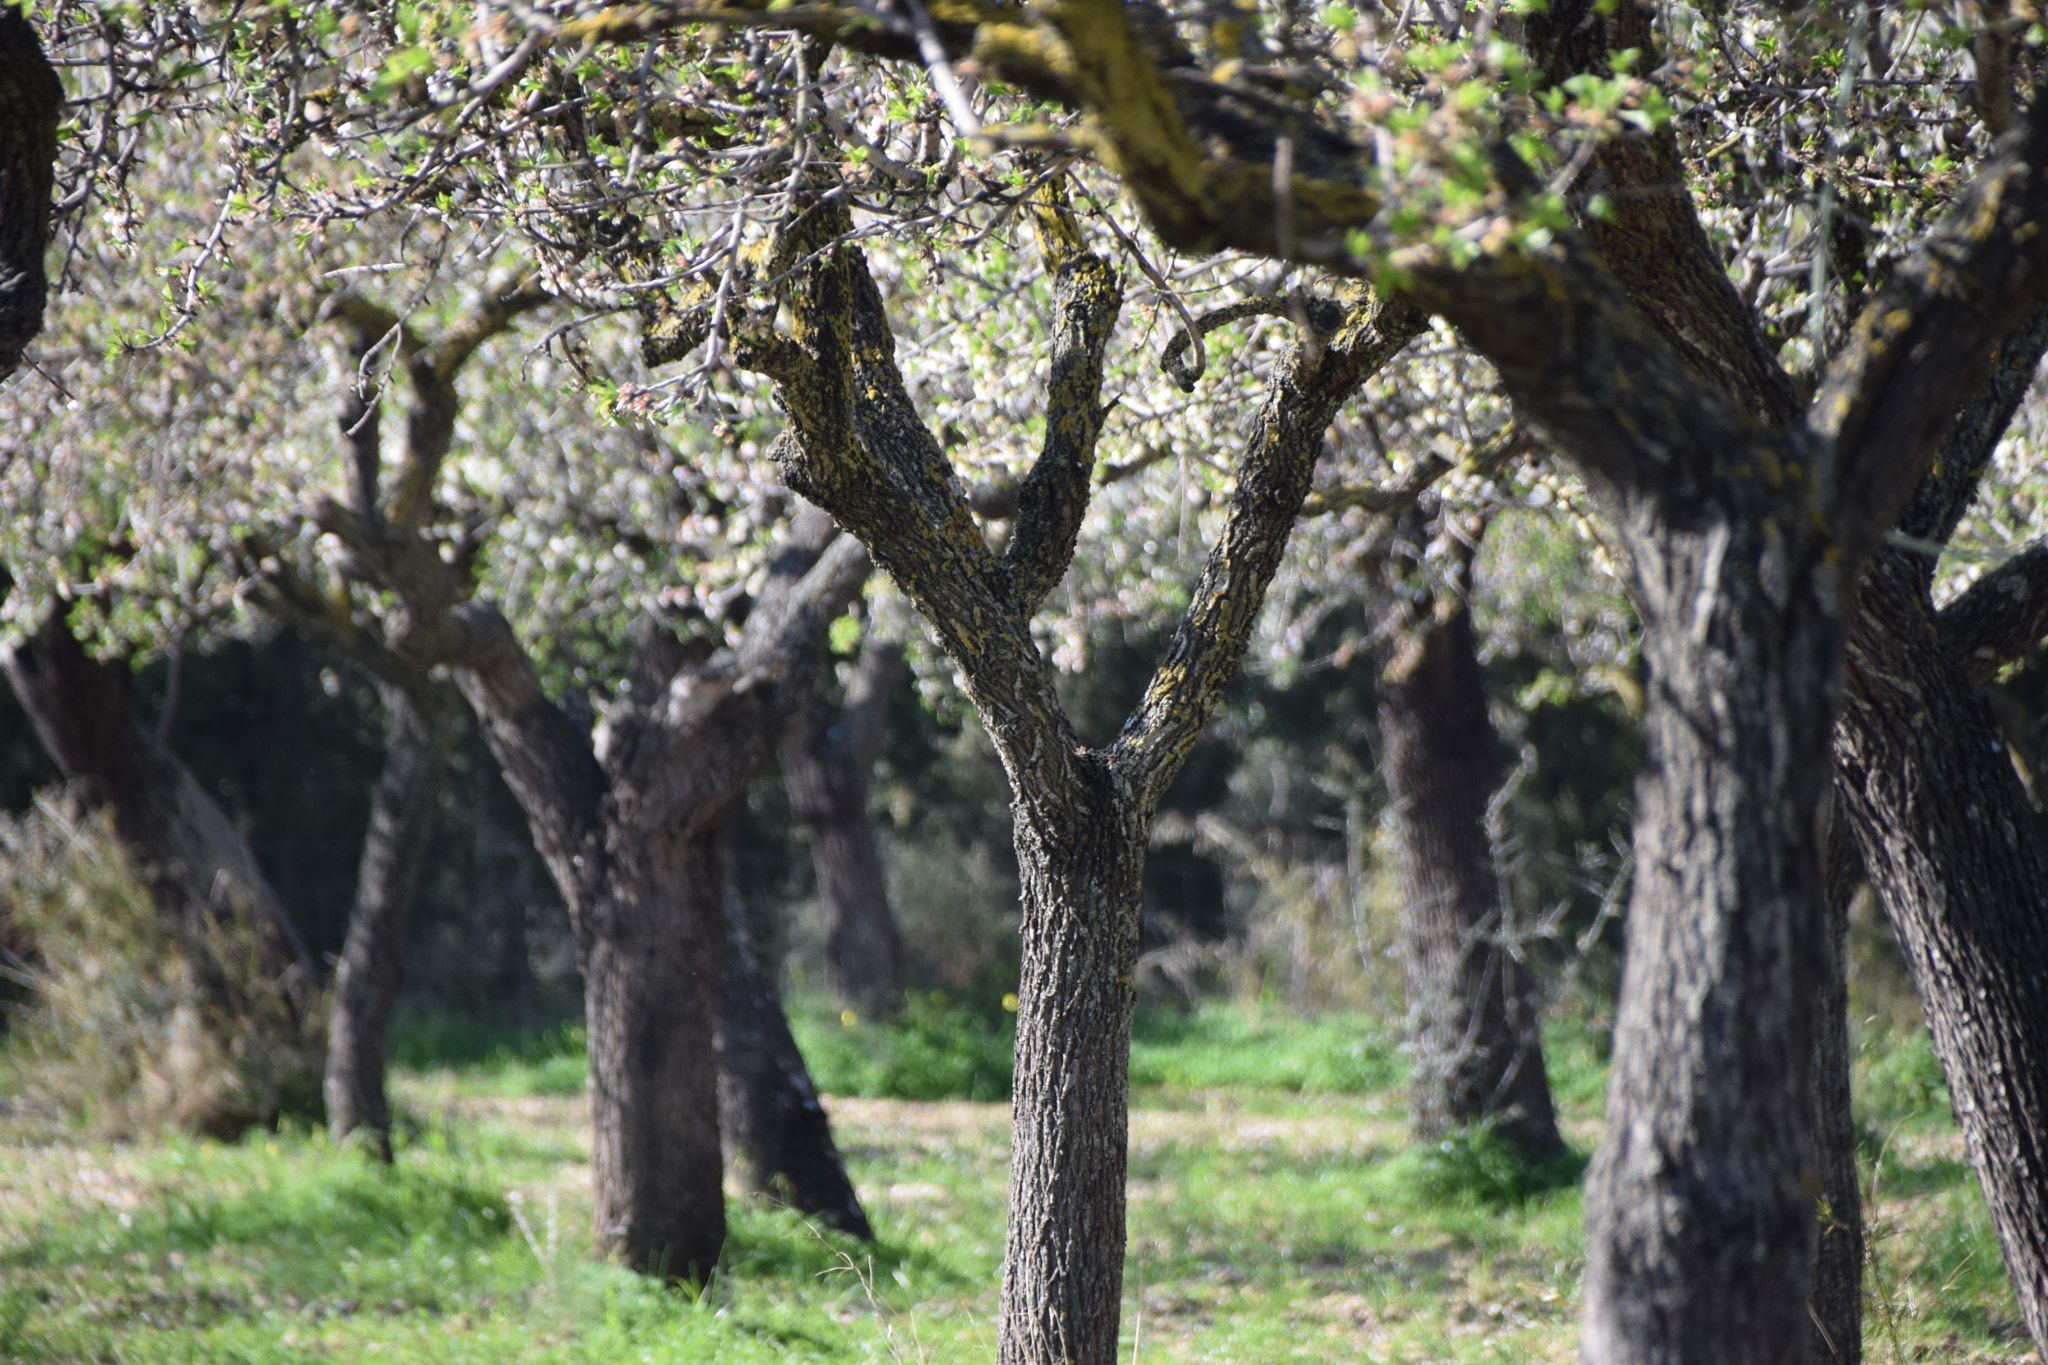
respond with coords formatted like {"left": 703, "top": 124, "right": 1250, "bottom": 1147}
{"left": 789, "top": 990, "right": 1016, "bottom": 1102}
{"left": 1130, "top": 1006, "right": 1405, "bottom": 1093}
{"left": 0, "top": 1002, "right": 2024, "bottom": 1364}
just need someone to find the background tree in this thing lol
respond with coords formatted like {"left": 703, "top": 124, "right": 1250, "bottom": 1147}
{"left": 1371, "top": 494, "right": 1563, "bottom": 1160}
{"left": 780, "top": 636, "right": 908, "bottom": 1016}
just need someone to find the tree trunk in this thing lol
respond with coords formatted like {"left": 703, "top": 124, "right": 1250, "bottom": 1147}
{"left": 779, "top": 639, "right": 906, "bottom": 1015}
{"left": 2, "top": 610, "right": 314, "bottom": 975}
{"left": 1832, "top": 549, "right": 2048, "bottom": 1353}
{"left": 0, "top": 6, "right": 59, "bottom": 382}
{"left": 999, "top": 760, "right": 1148, "bottom": 1365}
{"left": 583, "top": 818, "right": 727, "bottom": 1279}
{"left": 1581, "top": 505, "right": 1840, "bottom": 1365}
{"left": 1375, "top": 523, "right": 1563, "bottom": 1160}
{"left": 1807, "top": 814, "right": 1864, "bottom": 1365}
{"left": 715, "top": 823, "right": 874, "bottom": 1239}
{"left": 325, "top": 677, "right": 460, "bottom": 1161}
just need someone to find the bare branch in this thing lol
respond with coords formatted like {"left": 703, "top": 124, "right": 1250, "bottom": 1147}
{"left": 1111, "top": 289, "right": 1425, "bottom": 813}
{"left": 999, "top": 181, "right": 1124, "bottom": 617}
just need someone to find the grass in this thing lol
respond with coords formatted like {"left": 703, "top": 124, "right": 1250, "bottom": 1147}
{"left": 0, "top": 1005, "right": 2027, "bottom": 1363}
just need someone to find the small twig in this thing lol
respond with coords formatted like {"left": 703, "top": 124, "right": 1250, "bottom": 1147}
{"left": 901, "top": 0, "right": 983, "bottom": 138}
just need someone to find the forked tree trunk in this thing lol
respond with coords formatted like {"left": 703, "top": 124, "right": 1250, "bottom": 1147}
{"left": 433, "top": 522, "right": 871, "bottom": 1279}
{"left": 1807, "top": 816, "right": 1864, "bottom": 1365}
{"left": 747, "top": 192, "right": 1424, "bottom": 1365}
{"left": 1375, "top": 524, "right": 1563, "bottom": 1160}
{"left": 325, "top": 676, "right": 461, "bottom": 1161}
{"left": 0, "top": 6, "right": 60, "bottom": 382}
{"left": 715, "top": 826, "right": 874, "bottom": 1239}
{"left": 779, "top": 639, "right": 905, "bottom": 1015}
{"left": 2, "top": 610, "right": 314, "bottom": 974}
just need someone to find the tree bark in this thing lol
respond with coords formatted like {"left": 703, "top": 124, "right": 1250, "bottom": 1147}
{"left": 1807, "top": 815, "right": 1863, "bottom": 1365}
{"left": 1578, "top": 496, "right": 1841, "bottom": 1365}
{"left": 1831, "top": 548, "right": 2048, "bottom": 1352}
{"left": 324, "top": 676, "right": 461, "bottom": 1161}
{"left": 0, "top": 6, "right": 59, "bottom": 382}
{"left": 582, "top": 816, "right": 728, "bottom": 1279}
{"left": 715, "top": 825, "right": 874, "bottom": 1239}
{"left": 1000, "top": 765, "right": 1148, "bottom": 1365}
{"left": 2, "top": 609, "right": 314, "bottom": 975}
{"left": 1375, "top": 519, "right": 1564, "bottom": 1160}
{"left": 779, "top": 638, "right": 906, "bottom": 1015}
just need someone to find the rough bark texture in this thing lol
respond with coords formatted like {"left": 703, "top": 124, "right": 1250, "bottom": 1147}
{"left": 1375, "top": 520, "right": 1563, "bottom": 1160}
{"left": 1834, "top": 550, "right": 2048, "bottom": 1351}
{"left": 581, "top": 817, "right": 728, "bottom": 1279}
{"left": 2, "top": 610, "right": 314, "bottom": 974}
{"left": 324, "top": 677, "right": 461, "bottom": 1162}
{"left": 734, "top": 188, "right": 1425, "bottom": 1365}
{"left": 779, "top": 639, "right": 906, "bottom": 1015}
{"left": 0, "top": 6, "right": 59, "bottom": 382}
{"left": 715, "top": 836, "right": 873, "bottom": 1239}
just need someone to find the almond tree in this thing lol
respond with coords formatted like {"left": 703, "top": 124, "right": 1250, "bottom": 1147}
{"left": 280, "top": 288, "right": 877, "bottom": 1273}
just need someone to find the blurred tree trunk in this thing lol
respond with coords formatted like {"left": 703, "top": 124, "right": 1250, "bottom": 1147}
{"left": 715, "top": 818, "right": 875, "bottom": 1238}
{"left": 1372, "top": 512, "right": 1563, "bottom": 1160}
{"left": 779, "top": 638, "right": 905, "bottom": 1016}
{"left": 0, "top": 7, "right": 59, "bottom": 382}
{"left": 1806, "top": 818, "right": 1863, "bottom": 1365}
{"left": 2, "top": 609, "right": 314, "bottom": 976}
{"left": 324, "top": 676, "right": 461, "bottom": 1161}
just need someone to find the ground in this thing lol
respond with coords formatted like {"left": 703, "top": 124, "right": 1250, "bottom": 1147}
{"left": 0, "top": 1008, "right": 2030, "bottom": 1363}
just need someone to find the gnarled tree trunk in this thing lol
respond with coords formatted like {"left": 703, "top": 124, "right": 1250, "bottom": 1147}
{"left": 297, "top": 288, "right": 875, "bottom": 1279}
{"left": 716, "top": 825, "right": 873, "bottom": 1239}
{"left": 740, "top": 191, "right": 1426, "bottom": 1365}
{"left": 325, "top": 676, "right": 461, "bottom": 1161}
{"left": 779, "top": 638, "right": 905, "bottom": 1015}
{"left": 1374, "top": 513, "right": 1563, "bottom": 1160}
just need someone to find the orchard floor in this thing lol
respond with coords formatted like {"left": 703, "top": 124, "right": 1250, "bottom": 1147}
{"left": 0, "top": 1013, "right": 2032, "bottom": 1364}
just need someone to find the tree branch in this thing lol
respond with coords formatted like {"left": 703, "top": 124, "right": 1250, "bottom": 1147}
{"left": 1523, "top": 0, "right": 1801, "bottom": 427}
{"left": 1301, "top": 421, "right": 1526, "bottom": 519}
{"left": 1938, "top": 542, "right": 2048, "bottom": 684}
{"left": 1111, "top": 288, "right": 1424, "bottom": 812}
{"left": 1813, "top": 98, "right": 2048, "bottom": 565}
{"left": 997, "top": 182, "right": 1124, "bottom": 617}
{"left": 743, "top": 203, "right": 1086, "bottom": 813}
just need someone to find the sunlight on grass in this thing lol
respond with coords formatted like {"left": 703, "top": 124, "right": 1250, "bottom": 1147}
{"left": 0, "top": 1007, "right": 2025, "bottom": 1363}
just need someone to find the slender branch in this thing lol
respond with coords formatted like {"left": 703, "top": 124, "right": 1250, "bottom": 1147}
{"left": 1812, "top": 97, "right": 2048, "bottom": 565}
{"left": 999, "top": 181, "right": 1124, "bottom": 617}
{"left": 1302, "top": 421, "right": 1526, "bottom": 519}
{"left": 1111, "top": 289, "right": 1425, "bottom": 812}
